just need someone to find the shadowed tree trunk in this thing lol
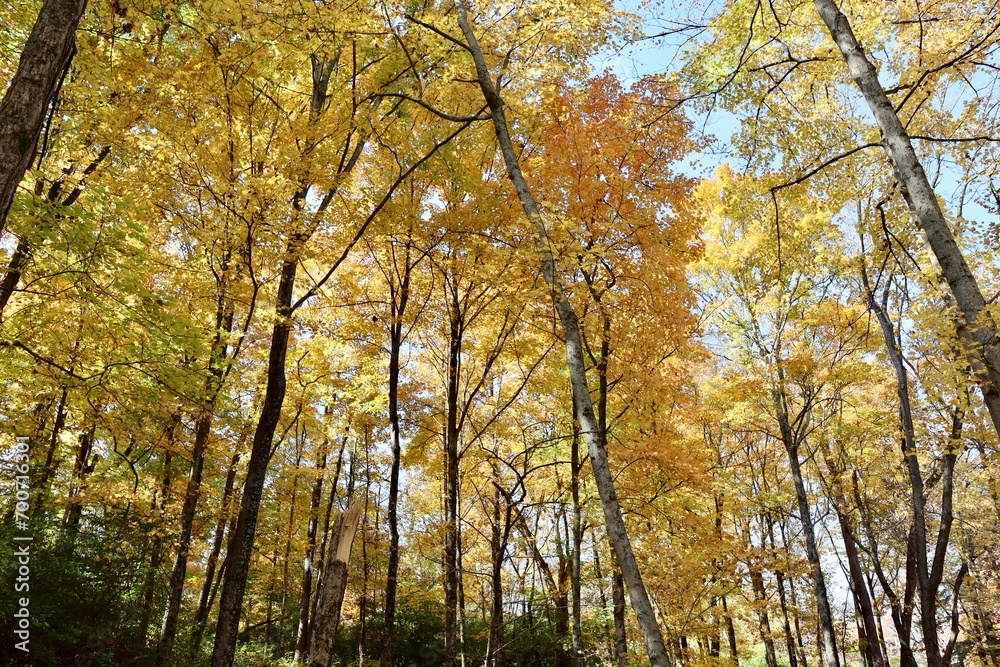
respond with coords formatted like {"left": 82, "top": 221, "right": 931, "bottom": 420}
{"left": 610, "top": 547, "right": 630, "bottom": 667}
{"left": 210, "top": 244, "right": 300, "bottom": 667}
{"left": 765, "top": 517, "right": 798, "bottom": 667}
{"left": 722, "top": 594, "right": 739, "bottom": 664}
{"left": 380, "top": 232, "right": 423, "bottom": 667}
{"left": 0, "top": 0, "right": 88, "bottom": 232}
{"left": 816, "top": 440, "right": 886, "bottom": 667}
{"left": 861, "top": 268, "right": 964, "bottom": 667}
{"left": 748, "top": 556, "right": 778, "bottom": 667}
{"left": 443, "top": 278, "right": 463, "bottom": 667}
{"left": 139, "top": 448, "right": 174, "bottom": 644}
{"left": 192, "top": 453, "right": 240, "bottom": 656}
{"left": 570, "top": 424, "right": 585, "bottom": 667}
{"left": 62, "top": 422, "right": 97, "bottom": 550}
{"left": 157, "top": 300, "right": 235, "bottom": 667}
{"left": 293, "top": 446, "right": 327, "bottom": 665}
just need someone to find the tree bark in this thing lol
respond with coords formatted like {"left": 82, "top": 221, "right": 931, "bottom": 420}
{"left": 749, "top": 563, "right": 778, "bottom": 667}
{"left": 862, "top": 272, "right": 961, "bottom": 667}
{"left": 773, "top": 386, "right": 840, "bottom": 667}
{"left": 156, "top": 411, "right": 212, "bottom": 665}
{"left": 193, "top": 453, "right": 240, "bottom": 655}
{"left": 210, "top": 250, "right": 298, "bottom": 667}
{"left": 294, "top": 448, "right": 327, "bottom": 664}
{"left": 158, "top": 298, "right": 234, "bottom": 666}
{"left": 570, "top": 426, "right": 585, "bottom": 667}
{"left": 0, "top": 0, "right": 87, "bottom": 232}
{"left": 62, "top": 422, "right": 96, "bottom": 547}
{"left": 381, "top": 238, "right": 415, "bottom": 667}
{"left": 722, "top": 594, "right": 739, "bottom": 664}
{"left": 140, "top": 448, "right": 174, "bottom": 644}
{"left": 813, "top": 0, "right": 1000, "bottom": 435}
{"left": 443, "top": 277, "right": 463, "bottom": 667}
{"left": 0, "top": 236, "right": 30, "bottom": 315}
{"left": 307, "top": 503, "right": 363, "bottom": 667}
{"left": 486, "top": 465, "right": 514, "bottom": 667}
{"left": 455, "top": 6, "right": 671, "bottom": 665}
{"left": 610, "top": 547, "right": 630, "bottom": 667}
{"left": 815, "top": 446, "right": 886, "bottom": 667}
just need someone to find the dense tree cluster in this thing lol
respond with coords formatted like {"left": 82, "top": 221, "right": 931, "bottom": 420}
{"left": 0, "top": 0, "right": 998, "bottom": 666}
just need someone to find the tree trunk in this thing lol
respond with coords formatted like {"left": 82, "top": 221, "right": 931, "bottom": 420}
{"left": 813, "top": 433, "right": 886, "bottom": 667}
{"left": 833, "top": 501, "right": 885, "bottom": 667}
{"left": 773, "top": 563, "right": 798, "bottom": 667}
{"left": 444, "top": 281, "right": 462, "bottom": 667}
{"left": 487, "top": 464, "right": 513, "bottom": 667}
{"left": 140, "top": 449, "right": 174, "bottom": 644}
{"left": 554, "top": 507, "right": 572, "bottom": 667}
{"left": 610, "top": 547, "right": 630, "bottom": 667}
{"left": 862, "top": 272, "right": 961, "bottom": 667}
{"left": 813, "top": 0, "right": 1000, "bottom": 435}
{"left": 157, "top": 410, "right": 212, "bottom": 666}
{"left": 62, "top": 422, "right": 96, "bottom": 548}
{"left": 381, "top": 240, "right": 412, "bottom": 667}
{"left": 193, "top": 453, "right": 240, "bottom": 655}
{"left": 307, "top": 503, "right": 363, "bottom": 667}
{"left": 779, "top": 523, "right": 809, "bottom": 667}
{"left": 294, "top": 448, "right": 327, "bottom": 664}
{"left": 722, "top": 594, "right": 739, "bottom": 665}
{"left": 210, "top": 252, "right": 298, "bottom": 667}
{"left": 0, "top": 235, "right": 30, "bottom": 315}
{"left": 159, "top": 298, "right": 234, "bottom": 666}
{"left": 454, "top": 8, "right": 671, "bottom": 665}
{"left": 33, "top": 384, "right": 68, "bottom": 513}
{"left": 0, "top": 0, "right": 87, "bottom": 232}
{"left": 773, "top": 386, "right": 840, "bottom": 667}
{"left": 570, "top": 426, "right": 585, "bottom": 667}
{"left": 277, "top": 448, "right": 304, "bottom": 655}
{"left": 311, "top": 433, "right": 348, "bottom": 634}
{"left": 749, "top": 564, "right": 778, "bottom": 667}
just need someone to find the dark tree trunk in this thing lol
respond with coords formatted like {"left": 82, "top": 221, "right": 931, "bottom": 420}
{"left": 62, "top": 423, "right": 96, "bottom": 547}
{"left": 140, "top": 449, "right": 174, "bottom": 644}
{"left": 570, "top": 426, "right": 585, "bottom": 667}
{"left": 443, "top": 282, "right": 462, "bottom": 667}
{"left": 611, "top": 547, "right": 630, "bottom": 667}
{"left": 193, "top": 453, "right": 240, "bottom": 655}
{"left": 862, "top": 271, "right": 962, "bottom": 667}
{"left": 293, "top": 448, "right": 327, "bottom": 664}
{"left": 380, "top": 239, "right": 412, "bottom": 667}
{"left": 157, "top": 411, "right": 213, "bottom": 666}
{"left": 486, "top": 464, "right": 514, "bottom": 667}
{"left": 773, "top": 384, "right": 840, "bottom": 667}
{"left": 0, "top": 235, "right": 30, "bottom": 315}
{"left": 210, "top": 251, "right": 298, "bottom": 667}
{"left": 311, "top": 433, "right": 347, "bottom": 634}
{"left": 0, "top": 0, "right": 87, "bottom": 232}
{"left": 158, "top": 298, "right": 234, "bottom": 666}
{"left": 33, "top": 384, "right": 68, "bottom": 513}
{"left": 722, "top": 595, "right": 739, "bottom": 664}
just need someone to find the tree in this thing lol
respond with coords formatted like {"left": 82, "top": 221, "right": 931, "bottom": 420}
{"left": 0, "top": 0, "right": 87, "bottom": 232}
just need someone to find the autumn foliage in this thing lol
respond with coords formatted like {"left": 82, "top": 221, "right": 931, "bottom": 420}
{"left": 1, "top": 0, "right": 999, "bottom": 666}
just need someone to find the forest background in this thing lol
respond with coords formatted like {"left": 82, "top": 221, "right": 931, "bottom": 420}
{"left": 0, "top": 0, "right": 999, "bottom": 666}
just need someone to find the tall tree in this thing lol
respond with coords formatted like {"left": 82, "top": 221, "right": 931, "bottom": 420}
{"left": 0, "top": 0, "right": 87, "bottom": 232}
